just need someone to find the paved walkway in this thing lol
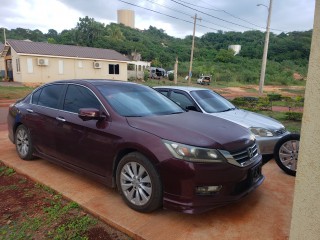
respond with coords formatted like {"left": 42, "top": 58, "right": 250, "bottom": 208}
{"left": 0, "top": 128, "right": 295, "bottom": 240}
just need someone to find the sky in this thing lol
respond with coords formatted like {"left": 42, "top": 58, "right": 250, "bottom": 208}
{"left": 0, "top": 0, "right": 316, "bottom": 38}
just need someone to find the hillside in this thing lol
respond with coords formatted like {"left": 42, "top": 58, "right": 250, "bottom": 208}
{"left": 1, "top": 16, "right": 311, "bottom": 85}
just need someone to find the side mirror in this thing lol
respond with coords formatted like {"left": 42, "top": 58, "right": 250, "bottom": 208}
{"left": 78, "top": 108, "right": 107, "bottom": 121}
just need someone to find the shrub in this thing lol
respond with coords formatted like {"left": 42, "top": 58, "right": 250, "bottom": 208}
{"left": 267, "top": 93, "right": 282, "bottom": 101}
{"left": 285, "top": 112, "right": 303, "bottom": 121}
{"left": 144, "top": 71, "right": 149, "bottom": 81}
{"left": 168, "top": 73, "right": 174, "bottom": 81}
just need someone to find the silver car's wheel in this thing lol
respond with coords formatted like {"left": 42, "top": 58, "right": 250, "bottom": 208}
{"left": 274, "top": 134, "right": 300, "bottom": 176}
{"left": 116, "top": 152, "right": 162, "bottom": 212}
{"left": 15, "top": 125, "right": 34, "bottom": 160}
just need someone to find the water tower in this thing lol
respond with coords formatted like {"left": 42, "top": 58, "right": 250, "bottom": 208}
{"left": 117, "top": 9, "right": 135, "bottom": 28}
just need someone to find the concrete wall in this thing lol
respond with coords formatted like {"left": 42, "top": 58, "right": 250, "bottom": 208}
{"left": 0, "top": 56, "right": 5, "bottom": 78}
{"left": 290, "top": 1, "right": 320, "bottom": 239}
{"left": 10, "top": 49, "right": 128, "bottom": 84}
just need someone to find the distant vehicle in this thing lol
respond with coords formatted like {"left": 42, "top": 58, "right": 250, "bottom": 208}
{"left": 8, "top": 80, "right": 264, "bottom": 214}
{"left": 149, "top": 67, "right": 166, "bottom": 79}
{"left": 154, "top": 86, "right": 290, "bottom": 161}
{"left": 197, "top": 75, "right": 211, "bottom": 85}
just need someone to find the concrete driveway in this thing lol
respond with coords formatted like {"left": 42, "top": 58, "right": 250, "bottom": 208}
{"left": 0, "top": 104, "right": 295, "bottom": 239}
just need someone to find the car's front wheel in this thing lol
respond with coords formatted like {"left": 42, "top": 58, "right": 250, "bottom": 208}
{"left": 15, "top": 125, "right": 34, "bottom": 160}
{"left": 116, "top": 152, "right": 162, "bottom": 213}
{"left": 274, "top": 133, "right": 300, "bottom": 176}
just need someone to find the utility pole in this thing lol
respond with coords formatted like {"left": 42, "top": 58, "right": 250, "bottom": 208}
{"left": 258, "top": 0, "right": 273, "bottom": 95}
{"left": 3, "top": 28, "right": 7, "bottom": 43}
{"left": 174, "top": 57, "right": 178, "bottom": 84}
{"left": 188, "top": 14, "right": 201, "bottom": 85}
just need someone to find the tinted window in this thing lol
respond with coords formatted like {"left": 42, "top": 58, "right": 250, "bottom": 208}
{"left": 190, "top": 90, "right": 235, "bottom": 113}
{"left": 97, "top": 84, "right": 184, "bottom": 117}
{"left": 31, "top": 89, "right": 42, "bottom": 104}
{"left": 157, "top": 89, "right": 169, "bottom": 97}
{"left": 63, "top": 85, "right": 101, "bottom": 113}
{"left": 170, "top": 91, "right": 195, "bottom": 109}
{"left": 38, "top": 84, "right": 64, "bottom": 109}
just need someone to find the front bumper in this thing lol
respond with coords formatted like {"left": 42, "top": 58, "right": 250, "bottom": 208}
{"left": 158, "top": 154, "right": 264, "bottom": 214}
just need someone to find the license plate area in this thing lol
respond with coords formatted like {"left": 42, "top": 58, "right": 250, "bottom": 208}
{"left": 251, "top": 164, "right": 262, "bottom": 183}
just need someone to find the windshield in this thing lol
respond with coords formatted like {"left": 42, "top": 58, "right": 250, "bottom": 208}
{"left": 190, "top": 90, "right": 236, "bottom": 113}
{"left": 97, "top": 83, "right": 184, "bottom": 117}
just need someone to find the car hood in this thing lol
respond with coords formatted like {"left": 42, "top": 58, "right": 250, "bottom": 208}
{"left": 126, "top": 111, "right": 254, "bottom": 152}
{"left": 208, "top": 109, "right": 284, "bottom": 130}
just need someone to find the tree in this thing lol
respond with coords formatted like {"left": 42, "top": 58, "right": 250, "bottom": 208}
{"left": 75, "top": 16, "right": 105, "bottom": 47}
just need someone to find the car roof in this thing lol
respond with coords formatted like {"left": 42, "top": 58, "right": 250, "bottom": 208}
{"left": 48, "top": 79, "right": 142, "bottom": 87}
{"left": 153, "top": 86, "right": 210, "bottom": 93}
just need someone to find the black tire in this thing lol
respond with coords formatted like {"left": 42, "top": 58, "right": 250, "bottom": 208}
{"left": 274, "top": 133, "right": 300, "bottom": 176}
{"left": 15, "top": 125, "right": 34, "bottom": 160}
{"left": 116, "top": 152, "right": 162, "bottom": 213}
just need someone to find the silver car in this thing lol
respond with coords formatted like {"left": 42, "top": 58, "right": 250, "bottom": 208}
{"left": 154, "top": 86, "right": 289, "bottom": 160}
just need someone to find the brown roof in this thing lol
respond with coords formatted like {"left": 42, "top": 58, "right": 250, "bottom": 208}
{"left": 6, "top": 40, "right": 129, "bottom": 62}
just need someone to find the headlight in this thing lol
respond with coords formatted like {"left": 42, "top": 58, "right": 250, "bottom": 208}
{"left": 163, "top": 140, "right": 226, "bottom": 163}
{"left": 250, "top": 127, "right": 274, "bottom": 137}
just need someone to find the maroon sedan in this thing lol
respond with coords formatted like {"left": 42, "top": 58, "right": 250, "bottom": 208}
{"left": 7, "top": 80, "right": 264, "bottom": 213}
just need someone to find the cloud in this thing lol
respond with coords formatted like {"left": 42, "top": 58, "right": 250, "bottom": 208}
{"left": 1, "top": 0, "right": 315, "bottom": 37}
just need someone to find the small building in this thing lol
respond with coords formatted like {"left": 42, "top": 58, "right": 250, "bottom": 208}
{"left": 127, "top": 52, "right": 151, "bottom": 80}
{"left": 228, "top": 45, "right": 241, "bottom": 55}
{"left": 1, "top": 40, "right": 129, "bottom": 84}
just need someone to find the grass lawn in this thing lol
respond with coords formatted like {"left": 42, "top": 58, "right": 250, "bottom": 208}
{"left": 0, "top": 86, "right": 34, "bottom": 100}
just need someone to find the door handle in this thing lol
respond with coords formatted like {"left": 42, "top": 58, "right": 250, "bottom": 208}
{"left": 56, "top": 116, "right": 66, "bottom": 122}
{"left": 27, "top": 109, "right": 33, "bottom": 113}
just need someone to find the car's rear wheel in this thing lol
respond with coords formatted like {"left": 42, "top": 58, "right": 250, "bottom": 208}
{"left": 274, "top": 133, "right": 300, "bottom": 176}
{"left": 15, "top": 125, "right": 34, "bottom": 160}
{"left": 116, "top": 152, "right": 162, "bottom": 213}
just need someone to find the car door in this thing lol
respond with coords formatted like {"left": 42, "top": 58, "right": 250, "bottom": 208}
{"left": 25, "top": 84, "right": 66, "bottom": 159}
{"left": 54, "top": 84, "right": 116, "bottom": 176}
{"left": 169, "top": 90, "right": 200, "bottom": 111}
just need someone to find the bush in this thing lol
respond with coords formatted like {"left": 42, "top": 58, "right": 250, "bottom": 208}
{"left": 168, "top": 73, "right": 174, "bottom": 81}
{"left": 267, "top": 93, "right": 282, "bottom": 101}
{"left": 285, "top": 112, "right": 303, "bottom": 121}
{"left": 144, "top": 71, "right": 149, "bottom": 81}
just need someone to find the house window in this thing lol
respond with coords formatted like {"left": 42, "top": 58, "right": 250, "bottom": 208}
{"left": 109, "top": 64, "right": 119, "bottom": 75}
{"left": 59, "top": 60, "right": 64, "bottom": 74}
{"left": 16, "top": 58, "right": 21, "bottom": 73}
{"left": 78, "top": 61, "right": 83, "bottom": 68}
{"left": 27, "top": 58, "right": 33, "bottom": 73}
{"left": 138, "top": 65, "right": 142, "bottom": 71}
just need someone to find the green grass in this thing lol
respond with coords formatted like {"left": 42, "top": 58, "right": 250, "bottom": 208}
{"left": 0, "top": 86, "right": 34, "bottom": 100}
{"left": 280, "top": 88, "right": 305, "bottom": 95}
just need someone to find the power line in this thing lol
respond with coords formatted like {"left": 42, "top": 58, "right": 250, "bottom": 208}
{"left": 175, "top": 0, "right": 285, "bottom": 32}
{"left": 174, "top": 0, "right": 265, "bottom": 29}
{"left": 118, "top": 0, "right": 221, "bottom": 32}
{"left": 142, "top": 0, "right": 236, "bottom": 31}
{"left": 169, "top": 0, "right": 256, "bottom": 31}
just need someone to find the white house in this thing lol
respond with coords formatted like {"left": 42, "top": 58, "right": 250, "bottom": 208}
{"left": 1, "top": 40, "right": 130, "bottom": 84}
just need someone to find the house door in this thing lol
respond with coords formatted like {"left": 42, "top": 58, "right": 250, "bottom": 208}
{"left": 6, "top": 59, "right": 13, "bottom": 81}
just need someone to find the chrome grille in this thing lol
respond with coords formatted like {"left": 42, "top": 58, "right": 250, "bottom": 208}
{"left": 231, "top": 143, "right": 259, "bottom": 166}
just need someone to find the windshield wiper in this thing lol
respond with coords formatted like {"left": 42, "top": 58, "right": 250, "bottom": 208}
{"left": 219, "top": 107, "right": 236, "bottom": 112}
{"left": 169, "top": 111, "right": 184, "bottom": 115}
